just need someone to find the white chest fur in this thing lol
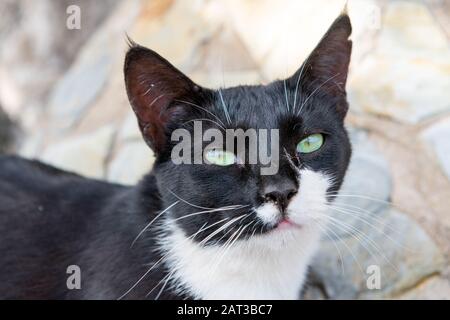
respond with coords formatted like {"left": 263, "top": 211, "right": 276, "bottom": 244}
{"left": 162, "top": 224, "right": 321, "bottom": 300}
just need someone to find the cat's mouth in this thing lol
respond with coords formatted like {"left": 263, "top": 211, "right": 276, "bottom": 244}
{"left": 276, "top": 218, "right": 302, "bottom": 230}
{"left": 262, "top": 216, "right": 303, "bottom": 234}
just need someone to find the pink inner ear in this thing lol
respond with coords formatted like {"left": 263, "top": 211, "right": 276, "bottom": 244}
{"left": 124, "top": 45, "right": 198, "bottom": 153}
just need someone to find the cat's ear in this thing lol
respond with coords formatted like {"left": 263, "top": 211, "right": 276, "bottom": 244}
{"left": 124, "top": 42, "right": 204, "bottom": 153}
{"left": 290, "top": 13, "right": 352, "bottom": 116}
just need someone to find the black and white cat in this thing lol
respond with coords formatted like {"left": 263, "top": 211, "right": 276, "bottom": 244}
{"left": 0, "top": 13, "right": 352, "bottom": 299}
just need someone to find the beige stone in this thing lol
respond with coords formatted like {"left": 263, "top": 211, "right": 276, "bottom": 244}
{"left": 40, "top": 126, "right": 115, "bottom": 179}
{"left": 107, "top": 141, "right": 155, "bottom": 185}
{"left": 349, "top": 1, "right": 450, "bottom": 124}
{"left": 395, "top": 276, "right": 450, "bottom": 300}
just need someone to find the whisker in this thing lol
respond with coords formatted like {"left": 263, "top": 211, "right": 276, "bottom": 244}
{"left": 325, "top": 204, "right": 413, "bottom": 251}
{"left": 297, "top": 73, "right": 341, "bottom": 115}
{"left": 313, "top": 218, "right": 345, "bottom": 275}
{"left": 218, "top": 88, "right": 232, "bottom": 125}
{"left": 170, "top": 205, "right": 246, "bottom": 223}
{"left": 130, "top": 201, "right": 179, "bottom": 248}
{"left": 167, "top": 189, "right": 249, "bottom": 211}
{"left": 326, "top": 192, "right": 393, "bottom": 206}
{"left": 323, "top": 214, "right": 399, "bottom": 272}
{"left": 198, "top": 213, "right": 250, "bottom": 247}
{"left": 284, "top": 79, "right": 290, "bottom": 112}
{"left": 174, "top": 99, "right": 227, "bottom": 128}
{"left": 181, "top": 118, "right": 226, "bottom": 131}
{"left": 121, "top": 217, "right": 229, "bottom": 299}
{"left": 312, "top": 215, "right": 365, "bottom": 274}
{"left": 292, "top": 57, "right": 309, "bottom": 114}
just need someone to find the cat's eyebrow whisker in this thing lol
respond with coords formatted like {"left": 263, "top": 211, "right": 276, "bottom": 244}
{"left": 296, "top": 72, "right": 341, "bottom": 115}
{"left": 174, "top": 99, "right": 227, "bottom": 128}
{"left": 283, "top": 79, "right": 290, "bottom": 112}
{"left": 218, "top": 88, "right": 232, "bottom": 125}
{"left": 292, "top": 56, "right": 310, "bottom": 114}
{"left": 181, "top": 118, "right": 226, "bottom": 131}
{"left": 130, "top": 201, "right": 179, "bottom": 248}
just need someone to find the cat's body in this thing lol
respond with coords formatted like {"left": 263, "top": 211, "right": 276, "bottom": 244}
{"left": 0, "top": 13, "right": 352, "bottom": 299}
{"left": 0, "top": 156, "right": 174, "bottom": 299}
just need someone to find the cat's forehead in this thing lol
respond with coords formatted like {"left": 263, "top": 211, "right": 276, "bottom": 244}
{"left": 210, "top": 83, "right": 292, "bottom": 128}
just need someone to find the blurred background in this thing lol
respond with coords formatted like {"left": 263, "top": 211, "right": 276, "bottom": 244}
{"left": 0, "top": 0, "right": 449, "bottom": 299}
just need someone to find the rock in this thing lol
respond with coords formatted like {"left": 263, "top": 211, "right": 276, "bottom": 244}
{"left": 330, "top": 128, "right": 392, "bottom": 237}
{"left": 396, "top": 276, "right": 450, "bottom": 300}
{"left": 107, "top": 141, "right": 155, "bottom": 185}
{"left": 221, "top": 0, "right": 380, "bottom": 79}
{"left": 40, "top": 125, "right": 115, "bottom": 179}
{"left": 46, "top": 0, "right": 139, "bottom": 131}
{"left": 118, "top": 112, "right": 142, "bottom": 142}
{"left": 107, "top": 111, "right": 155, "bottom": 186}
{"left": 0, "top": 106, "right": 17, "bottom": 153}
{"left": 189, "top": 24, "right": 262, "bottom": 88}
{"left": 0, "top": 0, "right": 120, "bottom": 117}
{"left": 421, "top": 117, "right": 450, "bottom": 181}
{"left": 349, "top": 1, "right": 450, "bottom": 124}
{"left": 47, "top": 51, "right": 112, "bottom": 130}
{"left": 129, "top": 0, "right": 221, "bottom": 73}
{"left": 310, "top": 207, "right": 444, "bottom": 299}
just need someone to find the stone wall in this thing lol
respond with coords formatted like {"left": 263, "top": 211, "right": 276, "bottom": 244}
{"left": 1, "top": 0, "right": 449, "bottom": 299}
{"left": 0, "top": 105, "right": 16, "bottom": 153}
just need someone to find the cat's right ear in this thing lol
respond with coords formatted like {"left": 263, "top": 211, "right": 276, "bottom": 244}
{"left": 288, "top": 12, "right": 352, "bottom": 117}
{"left": 124, "top": 42, "right": 204, "bottom": 154}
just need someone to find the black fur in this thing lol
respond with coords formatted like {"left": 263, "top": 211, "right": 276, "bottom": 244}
{"left": 0, "top": 14, "right": 352, "bottom": 299}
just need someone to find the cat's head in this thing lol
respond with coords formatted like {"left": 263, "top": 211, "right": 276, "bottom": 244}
{"left": 124, "top": 14, "right": 352, "bottom": 245}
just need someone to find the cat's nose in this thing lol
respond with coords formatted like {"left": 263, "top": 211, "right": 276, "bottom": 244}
{"left": 262, "top": 181, "right": 297, "bottom": 213}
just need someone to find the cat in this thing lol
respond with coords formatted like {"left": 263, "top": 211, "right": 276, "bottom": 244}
{"left": 0, "top": 12, "right": 352, "bottom": 300}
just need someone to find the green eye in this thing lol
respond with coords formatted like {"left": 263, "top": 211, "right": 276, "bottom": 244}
{"left": 204, "top": 149, "right": 236, "bottom": 166}
{"left": 297, "top": 134, "right": 324, "bottom": 154}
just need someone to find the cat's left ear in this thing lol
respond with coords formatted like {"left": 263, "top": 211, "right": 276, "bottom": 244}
{"left": 289, "top": 13, "right": 352, "bottom": 117}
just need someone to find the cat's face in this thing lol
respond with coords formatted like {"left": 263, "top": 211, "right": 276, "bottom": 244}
{"left": 124, "top": 14, "right": 352, "bottom": 245}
